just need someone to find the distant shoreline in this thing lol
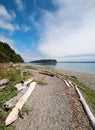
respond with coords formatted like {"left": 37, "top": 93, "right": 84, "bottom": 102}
{"left": 58, "top": 61, "right": 95, "bottom": 63}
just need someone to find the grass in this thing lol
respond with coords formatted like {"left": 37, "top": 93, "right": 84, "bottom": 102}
{"left": 22, "top": 105, "right": 31, "bottom": 115}
{"left": 0, "top": 63, "right": 32, "bottom": 130}
{"left": 69, "top": 76, "right": 95, "bottom": 114}
{"left": 25, "top": 65, "right": 38, "bottom": 70}
{"left": 33, "top": 79, "right": 47, "bottom": 86}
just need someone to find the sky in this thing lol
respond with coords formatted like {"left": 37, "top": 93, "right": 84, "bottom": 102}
{"left": 0, "top": 0, "right": 95, "bottom": 62}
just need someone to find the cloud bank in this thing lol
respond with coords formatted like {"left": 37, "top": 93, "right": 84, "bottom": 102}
{"left": 38, "top": 0, "right": 95, "bottom": 61}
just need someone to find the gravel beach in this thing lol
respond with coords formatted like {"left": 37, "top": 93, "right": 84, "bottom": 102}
{"left": 14, "top": 66, "right": 93, "bottom": 130}
{"left": 55, "top": 68, "right": 95, "bottom": 91}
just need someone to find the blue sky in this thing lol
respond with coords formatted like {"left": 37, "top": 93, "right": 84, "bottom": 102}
{"left": 0, "top": 0, "right": 95, "bottom": 62}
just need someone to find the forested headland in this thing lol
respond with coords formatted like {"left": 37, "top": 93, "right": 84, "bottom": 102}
{"left": 0, "top": 41, "right": 24, "bottom": 63}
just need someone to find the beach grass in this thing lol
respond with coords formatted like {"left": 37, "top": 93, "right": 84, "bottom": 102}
{"left": 0, "top": 63, "right": 31, "bottom": 130}
{"left": 69, "top": 77, "right": 95, "bottom": 114}
{"left": 22, "top": 105, "right": 32, "bottom": 115}
{"left": 33, "top": 79, "right": 47, "bottom": 86}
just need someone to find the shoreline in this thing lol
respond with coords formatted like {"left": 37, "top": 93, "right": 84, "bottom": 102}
{"left": 26, "top": 64, "right": 95, "bottom": 91}
{"left": 55, "top": 68, "right": 95, "bottom": 91}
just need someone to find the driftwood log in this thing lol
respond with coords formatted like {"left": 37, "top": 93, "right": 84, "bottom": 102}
{"left": 63, "top": 79, "right": 71, "bottom": 87}
{"left": 3, "top": 78, "right": 33, "bottom": 109}
{"left": 39, "top": 71, "right": 54, "bottom": 77}
{"left": 15, "top": 78, "right": 33, "bottom": 91}
{"left": 0, "top": 79, "right": 9, "bottom": 90}
{"left": 5, "top": 82, "right": 37, "bottom": 126}
{"left": 75, "top": 86, "right": 95, "bottom": 130}
{"left": 3, "top": 88, "right": 28, "bottom": 109}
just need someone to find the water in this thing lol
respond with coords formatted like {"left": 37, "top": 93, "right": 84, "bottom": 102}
{"left": 55, "top": 63, "right": 95, "bottom": 74}
{"left": 29, "top": 62, "right": 95, "bottom": 74}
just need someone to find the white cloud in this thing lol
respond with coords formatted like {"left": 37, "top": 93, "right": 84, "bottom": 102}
{"left": 59, "top": 54, "right": 95, "bottom": 62}
{"left": 15, "top": 0, "right": 25, "bottom": 11}
{"left": 38, "top": 0, "right": 95, "bottom": 61}
{"left": 22, "top": 25, "right": 31, "bottom": 32}
{"left": 0, "top": 5, "right": 15, "bottom": 21}
{"left": 0, "top": 4, "right": 20, "bottom": 31}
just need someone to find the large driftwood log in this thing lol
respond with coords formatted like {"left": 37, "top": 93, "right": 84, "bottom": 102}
{"left": 0, "top": 79, "right": 9, "bottom": 90}
{"left": 15, "top": 78, "right": 33, "bottom": 91}
{"left": 75, "top": 86, "right": 95, "bottom": 130}
{"left": 39, "top": 71, "right": 54, "bottom": 77}
{"left": 5, "top": 82, "right": 37, "bottom": 126}
{"left": 3, "top": 88, "right": 28, "bottom": 109}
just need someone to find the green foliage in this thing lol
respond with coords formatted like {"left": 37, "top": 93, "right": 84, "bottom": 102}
{"left": 0, "top": 125, "right": 15, "bottom": 130}
{"left": 22, "top": 105, "right": 31, "bottom": 115}
{"left": 0, "top": 41, "right": 24, "bottom": 63}
{"left": 30, "top": 59, "right": 57, "bottom": 64}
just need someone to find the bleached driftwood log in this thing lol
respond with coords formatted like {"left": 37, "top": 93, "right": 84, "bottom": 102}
{"left": 5, "top": 82, "right": 37, "bottom": 126}
{"left": 75, "top": 86, "right": 95, "bottom": 130}
{"left": 15, "top": 78, "right": 33, "bottom": 91}
{"left": 0, "top": 79, "right": 9, "bottom": 90}
{"left": 3, "top": 88, "right": 28, "bottom": 109}
{"left": 64, "top": 79, "right": 71, "bottom": 87}
{"left": 68, "top": 80, "right": 74, "bottom": 87}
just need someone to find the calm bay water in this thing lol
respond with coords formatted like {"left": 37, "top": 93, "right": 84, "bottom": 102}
{"left": 30, "top": 62, "right": 95, "bottom": 74}
{"left": 55, "top": 63, "right": 95, "bottom": 74}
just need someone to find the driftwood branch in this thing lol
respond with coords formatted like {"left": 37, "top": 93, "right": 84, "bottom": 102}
{"left": 75, "top": 86, "right": 95, "bottom": 130}
{"left": 5, "top": 82, "right": 37, "bottom": 126}
{"left": 15, "top": 78, "right": 33, "bottom": 91}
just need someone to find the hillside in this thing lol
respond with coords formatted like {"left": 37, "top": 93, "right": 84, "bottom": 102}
{"left": 30, "top": 59, "right": 57, "bottom": 64}
{"left": 0, "top": 41, "right": 24, "bottom": 63}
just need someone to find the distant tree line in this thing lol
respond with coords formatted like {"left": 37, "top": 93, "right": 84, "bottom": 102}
{"left": 0, "top": 41, "right": 24, "bottom": 63}
{"left": 30, "top": 59, "right": 57, "bottom": 65}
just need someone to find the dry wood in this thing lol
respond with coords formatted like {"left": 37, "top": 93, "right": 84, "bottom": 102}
{"left": 39, "top": 71, "right": 54, "bottom": 77}
{"left": 0, "top": 85, "right": 7, "bottom": 90}
{"left": 0, "top": 79, "right": 9, "bottom": 86}
{"left": 64, "top": 79, "right": 71, "bottom": 87}
{"left": 75, "top": 85, "right": 95, "bottom": 130}
{"left": 15, "top": 78, "right": 33, "bottom": 91}
{"left": 68, "top": 80, "right": 74, "bottom": 87}
{"left": 3, "top": 88, "right": 28, "bottom": 109}
{"left": 0, "top": 79, "right": 9, "bottom": 90}
{"left": 5, "top": 82, "right": 37, "bottom": 126}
